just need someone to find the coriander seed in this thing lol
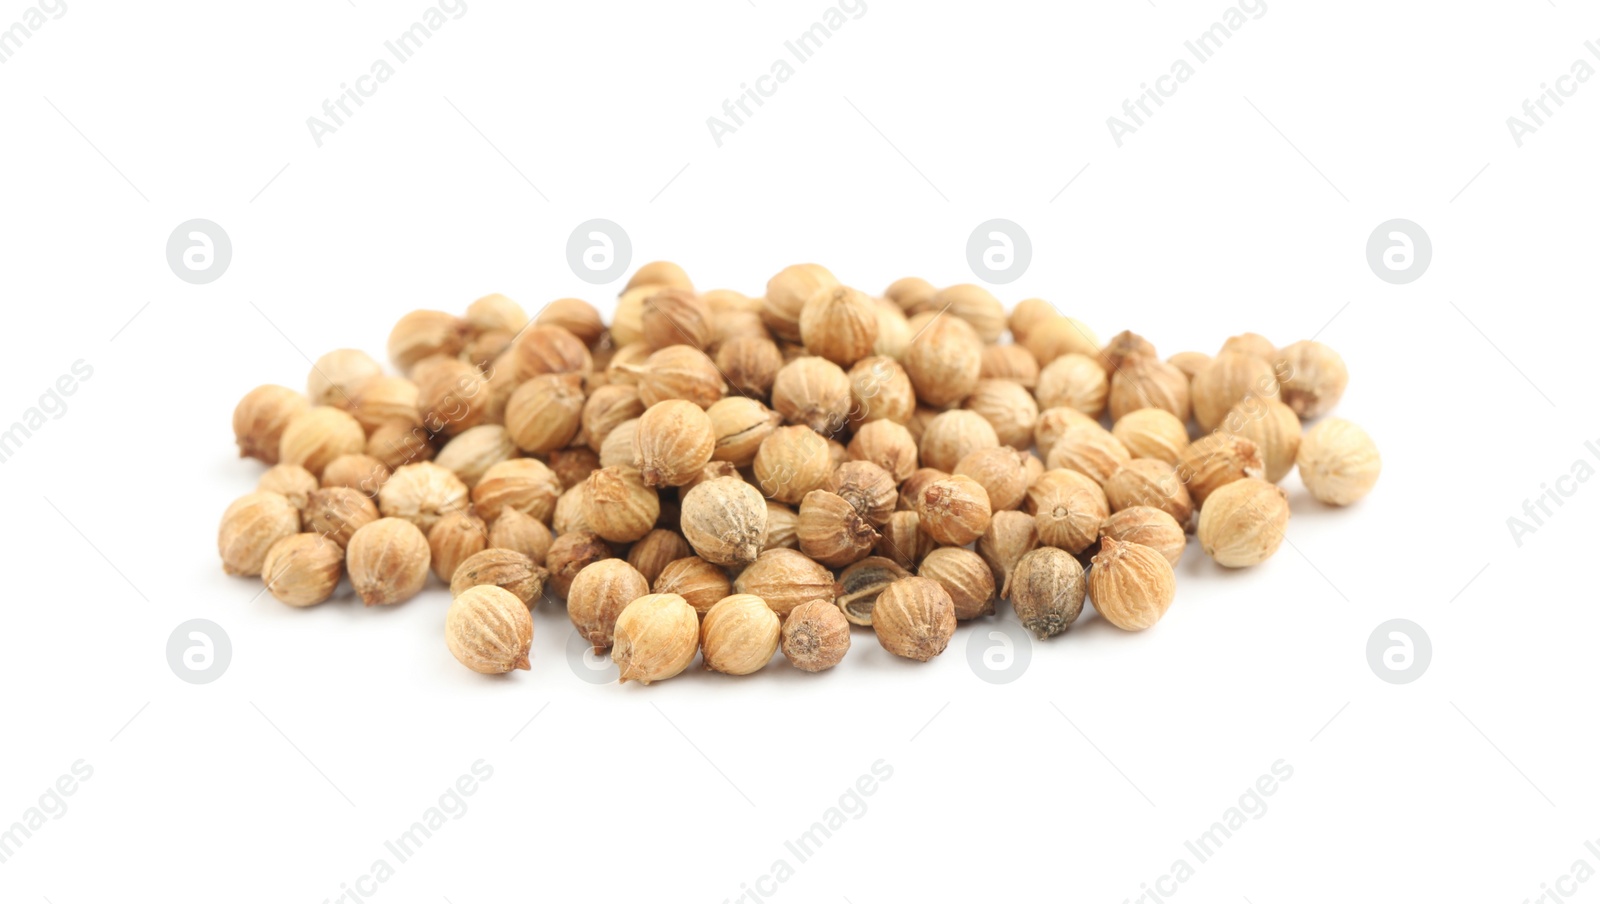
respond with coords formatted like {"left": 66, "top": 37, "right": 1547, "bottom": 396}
{"left": 781, "top": 599, "right": 852, "bottom": 672}
{"left": 872, "top": 576, "right": 957, "bottom": 662}
{"left": 700, "top": 594, "right": 781, "bottom": 675}
{"left": 446, "top": 585, "right": 534, "bottom": 674}
{"left": 612, "top": 593, "right": 701, "bottom": 684}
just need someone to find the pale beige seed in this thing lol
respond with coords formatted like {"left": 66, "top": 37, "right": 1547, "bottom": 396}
{"left": 1109, "top": 355, "right": 1192, "bottom": 423}
{"left": 378, "top": 461, "right": 470, "bottom": 533}
{"left": 218, "top": 492, "right": 301, "bottom": 577}
{"left": 1035, "top": 353, "right": 1108, "bottom": 418}
{"left": 612, "top": 593, "right": 701, "bottom": 685}
{"left": 920, "top": 409, "right": 1000, "bottom": 473}
{"left": 753, "top": 425, "right": 833, "bottom": 505}
{"left": 872, "top": 577, "right": 957, "bottom": 662}
{"left": 654, "top": 556, "right": 733, "bottom": 617}
{"left": 432, "top": 425, "right": 517, "bottom": 489}
{"left": 978, "top": 510, "right": 1039, "bottom": 598}
{"left": 764, "top": 263, "right": 839, "bottom": 343}
{"left": 1197, "top": 478, "right": 1290, "bottom": 567}
{"left": 799, "top": 285, "right": 878, "bottom": 367}
{"left": 446, "top": 585, "right": 534, "bottom": 674}
{"left": 1192, "top": 351, "right": 1282, "bottom": 432}
{"left": 734, "top": 548, "right": 833, "bottom": 618}
{"left": 980, "top": 344, "right": 1041, "bottom": 389}
{"left": 681, "top": 476, "right": 768, "bottom": 566}
{"left": 582, "top": 466, "right": 660, "bottom": 543}
{"left": 450, "top": 547, "right": 547, "bottom": 605}
{"left": 346, "top": 517, "right": 431, "bottom": 606}
{"left": 964, "top": 380, "right": 1039, "bottom": 450}
{"left": 261, "top": 533, "right": 344, "bottom": 607}
{"left": 1045, "top": 426, "right": 1131, "bottom": 486}
{"left": 634, "top": 400, "right": 716, "bottom": 488}
{"left": 1111, "top": 408, "right": 1190, "bottom": 465}
{"left": 846, "top": 355, "right": 916, "bottom": 428}
{"left": 234, "top": 385, "right": 309, "bottom": 464}
{"left": 258, "top": 463, "right": 318, "bottom": 511}
{"left": 1296, "top": 418, "right": 1381, "bottom": 505}
{"left": 798, "top": 490, "right": 880, "bottom": 568}
{"left": 279, "top": 406, "right": 366, "bottom": 477}
{"left": 427, "top": 510, "right": 488, "bottom": 583}
{"left": 1222, "top": 398, "right": 1301, "bottom": 483}
{"left": 320, "top": 453, "right": 392, "bottom": 495}
{"left": 1101, "top": 506, "right": 1186, "bottom": 567}
{"left": 706, "top": 397, "right": 782, "bottom": 468}
{"left": 505, "top": 373, "right": 586, "bottom": 452}
{"left": 487, "top": 509, "right": 553, "bottom": 565}
{"left": 917, "top": 547, "right": 995, "bottom": 620}
{"left": 308, "top": 349, "right": 382, "bottom": 409}
{"left": 1174, "top": 433, "right": 1264, "bottom": 506}
{"left": 902, "top": 315, "right": 982, "bottom": 408}
{"left": 931, "top": 283, "right": 1006, "bottom": 343}
{"left": 582, "top": 384, "right": 646, "bottom": 454}
{"left": 348, "top": 376, "right": 421, "bottom": 433}
{"left": 1104, "top": 459, "right": 1194, "bottom": 525}
{"left": 916, "top": 474, "right": 992, "bottom": 546}
{"left": 1027, "top": 468, "right": 1109, "bottom": 555}
{"left": 1277, "top": 340, "right": 1348, "bottom": 419}
{"left": 954, "top": 446, "right": 1030, "bottom": 512}
{"left": 772, "top": 356, "right": 851, "bottom": 436}
{"left": 568, "top": 559, "right": 651, "bottom": 651}
{"left": 389, "top": 310, "right": 468, "bottom": 372}
{"left": 471, "top": 458, "right": 562, "bottom": 523}
{"left": 700, "top": 594, "right": 782, "bottom": 675}
{"left": 1089, "top": 538, "right": 1176, "bottom": 631}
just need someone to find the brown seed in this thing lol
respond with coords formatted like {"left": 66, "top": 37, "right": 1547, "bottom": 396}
{"left": 261, "top": 533, "right": 345, "bottom": 607}
{"left": 1109, "top": 355, "right": 1192, "bottom": 423}
{"left": 548, "top": 447, "right": 602, "bottom": 491}
{"left": 964, "top": 380, "right": 1039, "bottom": 450}
{"left": 1089, "top": 538, "right": 1176, "bottom": 631}
{"left": 1167, "top": 351, "right": 1212, "bottom": 379}
{"left": 700, "top": 594, "right": 782, "bottom": 675}
{"left": 1174, "top": 433, "right": 1265, "bottom": 506}
{"left": 1192, "top": 351, "right": 1281, "bottom": 432}
{"left": 1222, "top": 398, "right": 1301, "bottom": 483}
{"left": 598, "top": 418, "right": 640, "bottom": 469}
{"left": 620, "top": 345, "right": 725, "bottom": 408}
{"left": 627, "top": 260, "right": 695, "bottom": 293}
{"left": 347, "top": 376, "right": 420, "bottom": 433}
{"left": 883, "top": 276, "right": 937, "bottom": 314}
{"left": 1104, "top": 459, "right": 1194, "bottom": 525}
{"left": 1101, "top": 506, "right": 1186, "bottom": 567}
{"left": 1027, "top": 468, "right": 1110, "bottom": 555}
{"left": 772, "top": 356, "right": 851, "bottom": 436}
{"left": 874, "top": 512, "right": 934, "bottom": 572}
{"left": 798, "top": 490, "right": 880, "bottom": 568}
{"left": 426, "top": 511, "right": 488, "bottom": 583}
{"left": 626, "top": 529, "right": 693, "bottom": 586}
{"left": 916, "top": 475, "right": 992, "bottom": 546}
{"left": 1099, "top": 330, "right": 1158, "bottom": 374}
{"left": 366, "top": 420, "right": 434, "bottom": 471}
{"left": 533, "top": 297, "right": 605, "bottom": 345}
{"left": 388, "top": 310, "right": 469, "bottom": 372}
{"left": 1197, "top": 478, "right": 1291, "bottom": 566}
{"left": 641, "top": 287, "right": 712, "bottom": 350}
{"left": 734, "top": 548, "right": 833, "bottom": 618}
{"left": 552, "top": 484, "right": 592, "bottom": 535}
{"left": 954, "top": 446, "right": 1030, "bottom": 512}
{"left": 487, "top": 508, "right": 553, "bottom": 565}
{"left": 847, "top": 420, "right": 919, "bottom": 484}
{"left": 581, "top": 384, "right": 645, "bottom": 454}
{"left": 1009, "top": 547, "right": 1087, "bottom": 638}
{"left": 846, "top": 355, "right": 916, "bottom": 427}
{"left": 752, "top": 425, "right": 833, "bottom": 505}
{"left": 303, "top": 487, "right": 379, "bottom": 548}
{"left": 307, "top": 349, "right": 381, "bottom": 410}
{"left": 465, "top": 293, "right": 529, "bottom": 335}
{"left": 279, "top": 406, "right": 366, "bottom": 478}
{"left": 450, "top": 547, "right": 547, "bottom": 604}
{"left": 378, "top": 461, "right": 470, "bottom": 533}
{"left": 872, "top": 576, "right": 956, "bottom": 662}
{"left": 446, "top": 585, "right": 534, "bottom": 674}
{"left": 920, "top": 410, "right": 1000, "bottom": 473}
{"left": 1220, "top": 332, "right": 1277, "bottom": 362}
{"left": 1044, "top": 427, "right": 1131, "bottom": 486}
{"left": 654, "top": 556, "right": 733, "bottom": 617}
{"left": 320, "top": 454, "right": 392, "bottom": 496}
{"left": 634, "top": 399, "right": 716, "bottom": 488}
{"left": 680, "top": 476, "right": 768, "bottom": 566}
{"left": 234, "top": 385, "right": 309, "bottom": 464}
{"left": 1277, "top": 340, "right": 1348, "bottom": 419}
{"left": 706, "top": 397, "right": 782, "bottom": 468}
{"left": 980, "top": 344, "right": 1040, "bottom": 389}
{"left": 505, "top": 373, "right": 585, "bottom": 452}
{"left": 433, "top": 426, "right": 517, "bottom": 489}
{"left": 902, "top": 315, "right": 982, "bottom": 408}
{"left": 1034, "top": 406, "right": 1102, "bottom": 461}
{"left": 568, "top": 559, "right": 651, "bottom": 651}
{"left": 917, "top": 547, "right": 995, "bottom": 620}
{"left": 898, "top": 467, "right": 949, "bottom": 512}
{"left": 977, "top": 510, "right": 1039, "bottom": 598}
{"left": 1111, "top": 408, "right": 1191, "bottom": 465}
{"left": 346, "top": 517, "right": 431, "bottom": 606}
{"left": 826, "top": 461, "right": 897, "bottom": 527}
{"left": 762, "top": 501, "right": 800, "bottom": 551}
{"left": 1035, "top": 353, "right": 1108, "bottom": 418}
{"left": 781, "top": 599, "right": 852, "bottom": 672}
{"left": 931, "top": 283, "right": 1006, "bottom": 343}
{"left": 415, "top": 358, "right": 488, "bottom": 437}
{"left": 715, "top": 336, "right": 784, "bottom": 397}
{"left": 471, "top": 458, "right": 562, "bottom": 523}
{"left": 582, "top": 466, "right": 660, "bottom": 543}
{"left": 1021, "top": 315, "right": 1100, "bottom": 366}
{"left": 764, "top": 263, "right": 839, "bottom": 343}
{"left": 832, "top": 557, "right": 909, "bottom": 626}
{"left": 512, "top": 325, "right": 592, "bottom": 380}
{"left": 258, "top": 463, "right": 318, "bottom": 512}
{"left": 218, "top": 492, "right": 301, "bottom": 577}
{"left": 544, "top": 529, "right": 614, "bottom": 600}
{"left": 612, "top": 593, "right": 701, "bottom": 685}
{"left": 799, "top": 285, "right": 878, "bottom": 366}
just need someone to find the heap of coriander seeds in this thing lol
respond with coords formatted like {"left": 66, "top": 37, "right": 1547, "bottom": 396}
{"left": 219, "top": 262, "right": 1381, "bottom": 682}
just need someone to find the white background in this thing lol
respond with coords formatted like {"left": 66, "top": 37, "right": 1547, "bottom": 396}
{"left": 2, "top": 1, "right": 1597, "bottom": 902}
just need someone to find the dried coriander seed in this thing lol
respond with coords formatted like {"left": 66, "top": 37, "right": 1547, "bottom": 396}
{"left": 451, "top": 547, "right": 547, "bottom": 605}
{"left": 734, "top": 548, "right": 832, "bottom": 618}
{"left": 303, "top": 487, "right": 379, "bottom": 548}
{"left": 772, "top": 356, "right": 851, "bottom": 436}
{"left": 258, "top": 463, "right": 318, "bottom": 512}
{"left": 872, "top": 576, "right": 957, "bottom": 662}
{"left": 654, "top": 556, "right": 733, "bottom": 617}
{"left": 799, "top": 285, "right": 878, "bottom": 367}
{"left": 916, "top": 475, "right": 992, "bottom": 546}
{"left": 1101, "top": 506, "right": 1186, "bottom": 567}
{"left": 234, "top": 385, "right": 309, "bottom": 464}
{"left": 707, "top": 397, "right": 781, "bottom": 468}
{"left": 752, "top": 425, "right": 833, "bottom": 505}
{"left": 919, "top": 409, "right": 999, "bottom": 474}
{"left": 612, "top": 593, "right": 701, "bottom": 684}
{"left": 487, "top": 508, "right": 552, "bottom": 565}
{"left": 218, "top": 491, "right": 301, "bottom": 577}
{"left": 847, "top": 419, "right": 919, "bottom": 483}
{"left": 716, "top": 335, "right": 784, "bottom": 398}
{"left": 977, "top": 510, "right": 1038, "bottom": 599}
{"left": 634, "top": 399, "right": 716, "bottom": 488}
{"left": 1224, "top": 398, "right": 1301, "bottom": 483}
{"left": 681, "top": 476, "right": 768, "bottom": 566}
{"left": 1104, "top": 459, "right": 1194, "bottom": 526}
{"left": 545, "top": 529, "right": 614, "bottom": 600}
{"left": 1197, "top": 478, "right": 1290, "bottom": 567}
{"left": 700, "top": 594, "right": 782, "bottom": 675}
{"left": 798, "top": 490, "right": 880, "bottom": 568}
{"left": 826, "top": 461, "right": 897, "bottom": 527}
{"left": 261, "top": 533, "right": 344, "bottom": 607}
{"left": 917, "top": 547, "right": 995, "bottom": 620}
{"left": 626, "top": 529, "right": 693, "bottom": 586}
{"left": 1296, "top": 418, "right": 1381, "bottom": 505}
{"left": 582, "top": 466, "right": 660, "bottom": 543}
{"left": 347, "top": 517, "right": 431, "bottom": 606}
{"left": 1277, "top": 340, "right": 1347, "bottom": 419}
{"left": 781, "top": 599, "right": 852, "bottom": 672}
{"left": 1027, "top": 468, "right": 1109, "bottom": 555}
{"left": 1009, "top": 547, "right": 1086, "bottom": 638}
{"left": 471, "top": 458, "right": 562, "bottom": 523}
{"left": 568, "top": 559, "right": 651, "bottom": 651}
{"left": 378, "top": 461, "right": 470, "bottom": 533}
{"left": 427, "top": 510, "right": 488, "bottom": 583}
{"left": 1192, "top": 351, "right": 1281, "bottom": 432}
{"left": 1174, "top": 433, "right": 1264, "bottom": 506}
{"left": 279, "top": 406, "right": 366, "bottom": 477}
{"left": 446, "top": 585, "right": 534, "bottom": 674}
{"left": 1111, "top": 408, "right": 1190, "bottom": 465}
{"left": 1089, "top": 538, "right": 1176, "bottom": 631}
